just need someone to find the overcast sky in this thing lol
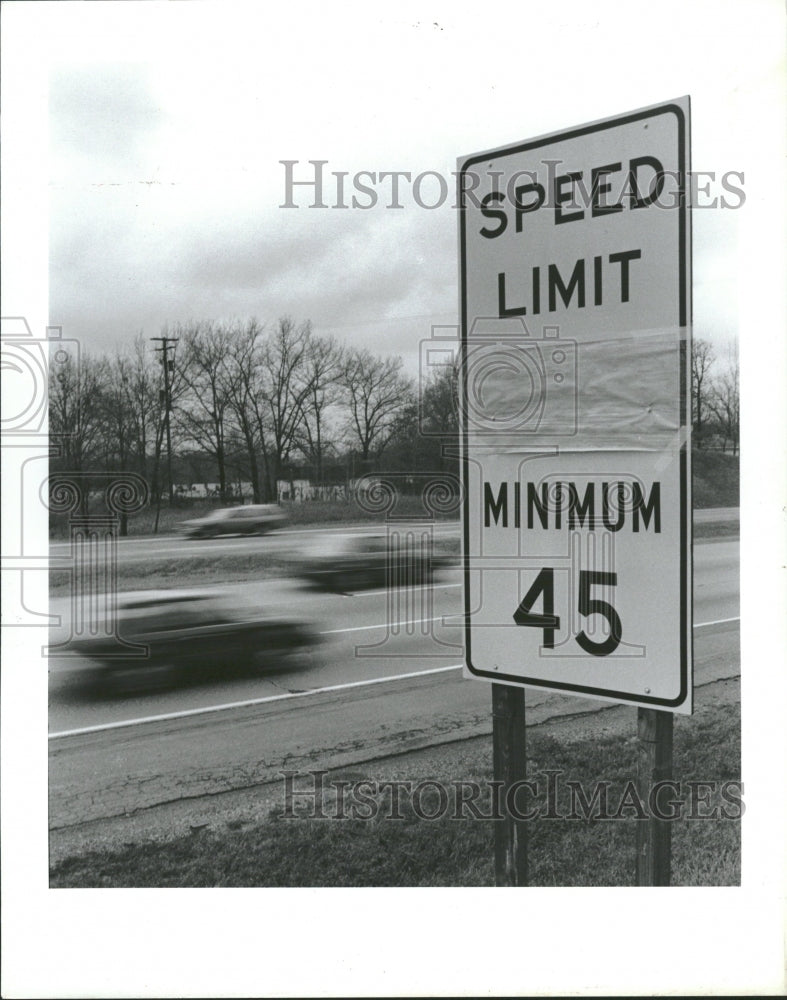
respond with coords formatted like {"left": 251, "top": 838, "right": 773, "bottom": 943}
{"left": 41, "top": 1, "right": 783, "bottom": 375}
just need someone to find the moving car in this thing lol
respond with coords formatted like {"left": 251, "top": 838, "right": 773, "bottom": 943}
{"left": 69, "top": 588, "right": 317, "bottom": 693}
{"left": 296, "top": 532, "right": 447, "bottom": 591}
{"left": 179, "top": 504, "right": 286, "bottom": 538}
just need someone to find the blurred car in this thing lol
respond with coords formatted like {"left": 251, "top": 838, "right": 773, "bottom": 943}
{"left": 69, "top": 588, "right": 317, "bottom": 693}
{"left": 179, "top": 504, "right": 286, "bottom": 538}
{"left": 296, "top": 532, "right": 447, "bottom": 591}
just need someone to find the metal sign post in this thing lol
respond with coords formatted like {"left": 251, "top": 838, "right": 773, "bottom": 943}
{"left": 492, "top": 684, "right": 528, "bottom": 885}
{"left": 636, "top": 708, "right": 674, "bottom": 885}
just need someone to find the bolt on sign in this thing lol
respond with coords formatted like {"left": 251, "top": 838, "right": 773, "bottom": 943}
{"left": 458, "top": 98, "right": 692, "bottom": 714}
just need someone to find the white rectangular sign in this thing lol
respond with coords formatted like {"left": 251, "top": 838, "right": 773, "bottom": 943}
{"left": 458, "top": 98, "right": 692, "bottom": 714}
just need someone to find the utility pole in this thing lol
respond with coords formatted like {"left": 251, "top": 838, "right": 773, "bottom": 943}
{"left": 150, "top": 336, "right": 178, "bottom": 504}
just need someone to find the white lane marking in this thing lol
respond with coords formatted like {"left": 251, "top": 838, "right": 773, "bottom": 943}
{"left": 322, "top": 613, "right": 740, "bottom": 636}
{"left": 48, "top": 664, "right": 464, "bottom": 740}
{"left": 320, "top": 613, "right": 464, "bottom": 635}
{"left": 342, "top": 582, "right": 462, "bottom": 599}
{"left": 694, "top": 616, "right": 740, "bottom": 628}
{"left": 48, "top": 616, "right": 741, "bottom": 741}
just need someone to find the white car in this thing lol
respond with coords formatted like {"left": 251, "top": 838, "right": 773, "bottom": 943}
{"left": 179, "top": 504, "right": 286, "bottom": 538}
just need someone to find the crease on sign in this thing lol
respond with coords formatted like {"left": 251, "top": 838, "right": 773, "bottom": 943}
{"left": 465, "top": 325, "right": 686, "bottom": 452}
{"left": 577, "top": 328, "right": 680, "bottom": 437}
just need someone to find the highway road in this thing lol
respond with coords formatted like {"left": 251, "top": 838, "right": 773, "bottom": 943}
{"left": 48, "top": 536, "right": 740, "bottom": 831}
{"left": 48, "top": 508, "right": 737, "bottom": 565}
{"left": 48, "top": 520, "right": 460, "bottom": 566}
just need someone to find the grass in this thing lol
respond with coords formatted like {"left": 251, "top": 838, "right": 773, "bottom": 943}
{"left": 49, "top": 552, "right": 296, "bottom": 594}
{"left": 693, "top": 520, "right": 739, "bottom": 540}
{"left": 49, "top": 698, "right": 741, "bottom": 887}
{"left": 692, "top": 449, "right": 739, "bottom": 508}
{"left": 48, "top": 451, "right": 739, "bottom": 541}
{"left": 48, "top": 495, "right": 459, "bottom": 541}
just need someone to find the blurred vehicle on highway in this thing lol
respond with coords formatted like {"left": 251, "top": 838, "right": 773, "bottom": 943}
{"left": 179, "top": 504, "right": 286, "bottom": 538}
{"left": 296, "top": 532, "right": 448, "bottom": 591}
{"left": 69, "top": 588, "right": 317, "bottom": 693}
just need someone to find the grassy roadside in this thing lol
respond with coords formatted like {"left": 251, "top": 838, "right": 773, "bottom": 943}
{"left": 48, "top": 496, "right": 459, "bottom": 540}
{"left": 48, "top": 453, "right": 739, "bottom": 542}
{"left": 692, "top": 450, "right": 739, "bottom": 509}
{"left": 49, "top": 552, "right": 300, "bottom": 595}
{"left": 50, "top": 691, "right": 741, "bottom": 888}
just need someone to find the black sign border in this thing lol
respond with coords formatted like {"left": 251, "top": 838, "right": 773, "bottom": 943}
{"left": 458, "top": 100, "right": 692, "bottom": 710}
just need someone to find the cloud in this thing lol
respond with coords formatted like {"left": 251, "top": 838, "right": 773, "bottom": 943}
{"left": 46, "top": 11, "right": 773, "bottom": 362}
{"left": 50, "top": 63, "right": 164, "bottom": 175}
{"left": 50, "top": 161, "right": 460, "bottom": 352}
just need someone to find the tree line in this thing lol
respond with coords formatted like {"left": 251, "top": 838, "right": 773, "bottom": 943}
{"left": 48, "top": 317, "right": 459, "bottom": 504}
{"left": 49, "top": 319, "right": 739, "bottom": 510}
{"left": 691, "top": 337, "right": 740, "bottom": 454}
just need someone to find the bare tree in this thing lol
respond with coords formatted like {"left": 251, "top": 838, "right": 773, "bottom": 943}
{"left": 49, "top": 349, "right": 107, "bottom": 471}
{"left": 124, "top": 334, "right": 169, "bottom": 485}
{"left": 341, "top": 348, "right": 415, "bottom": 462}
{"left": 296, "top": 334, "right": 344, "bottom": 482}
{"left": 176, "top": 321, "right": 234, "bottom": 501}
{"left": 419, "top": 359, "right": 460, "bottom": 472}
{"left": 204, "top": 316, "right": 320, "bottom": 502}
{"left": 222, "top": 318, "right": 267, "bottom": 502}
{"left": 421, "top": 360, "right": 459, "bottom": 438}
{"left": 708, "top": 341, "right": 740, "bottom": 455}
{"left": 95, "top": 343, "right": 173, "bottom": 533}
{"left": 48, "top": 349, "right": 109, "bottom": 513}
{"left": 255, "top": 317, "right": 316, "bottom": 499}
{"left": 691, "top": 338, "right": 716, "bottom": 448}
{"left": 100, "top": 353, "right": 140, "bottom": 473}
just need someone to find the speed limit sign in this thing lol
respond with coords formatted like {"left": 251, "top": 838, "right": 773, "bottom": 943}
{"left": 458, "top": 99, "right": 692, "bottom": 713}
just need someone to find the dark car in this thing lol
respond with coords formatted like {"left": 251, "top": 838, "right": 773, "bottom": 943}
{"left": 69, "top": 588, "right": 317, "bottom": 693}
{"left": 179, "top": 504, "right": 286, "bottom": 538}
{"left": 297, "top": 532, "right": 447, "bottom": 591}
